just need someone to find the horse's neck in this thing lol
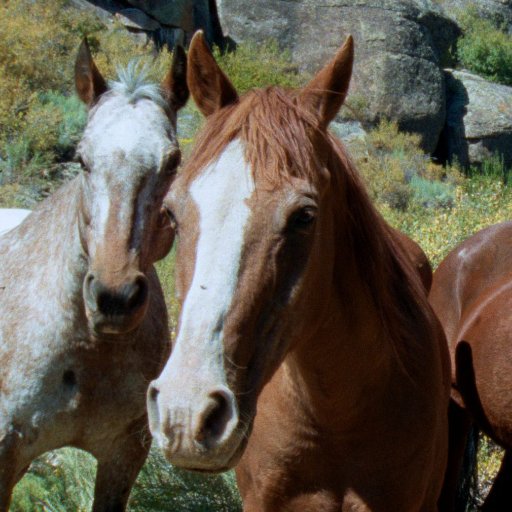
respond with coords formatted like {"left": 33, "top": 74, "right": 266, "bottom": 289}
{"left": 24, "top": 178, "right": 87, "bottom": 297}
{"left": 280, "top": 250, "right": 396, "bottom": 428}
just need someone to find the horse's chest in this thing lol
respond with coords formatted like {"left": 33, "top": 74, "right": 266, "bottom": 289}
{"left": 0, "top": 330, "right": 156, "bottom": 458}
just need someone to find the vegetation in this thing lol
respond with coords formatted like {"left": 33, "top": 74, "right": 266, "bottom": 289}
{"left": 11, "top": 448, "right": 242, "bottom": 512}
{"left": 456, "top": 6, "right": 512, "bottom": 85}
{"left": 1, "top": 0, "right": 512, "bottom": 510}
{"left": 213, "top": 40, "right": 303, "bottom": 93}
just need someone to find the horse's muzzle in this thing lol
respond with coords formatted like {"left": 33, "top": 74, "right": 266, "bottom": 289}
{"left": 146, "top": 380, "right": 246, "bottom": 472}
{"left": 83, "top": 272, "right": 149, "bottom": 333}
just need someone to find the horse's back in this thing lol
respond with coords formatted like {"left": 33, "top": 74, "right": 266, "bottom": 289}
{"left": 431, "top": 221, "right": 512, "bottom": 345}
{"left": 0, "top": 208, "right": 31, "bottom": 237}
{"left": 430, "top": 222, "right": 512, "bottom": 430}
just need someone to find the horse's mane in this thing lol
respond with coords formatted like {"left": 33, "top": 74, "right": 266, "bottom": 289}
{"left": 109, "top": 61, "right": 168, "bottom": 110}
{"left": 182, "top": 87, "right": 435, "bottom": 365}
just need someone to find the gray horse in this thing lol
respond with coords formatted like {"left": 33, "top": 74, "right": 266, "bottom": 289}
{"left": 0, "top": 41, "right": 187, "bottom": 511}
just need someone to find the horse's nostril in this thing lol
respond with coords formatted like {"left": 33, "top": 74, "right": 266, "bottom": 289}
{"left": 126, "top": 276, "right": 148, "bottom": 311}
{"left": 97, "top": 289, "right": 124, "bottom": 316}
{"left": 92, "top": 276, "right": 148, "bottom": 317}
{"left": 195, "top": 390, "right": 234, "bottom": 447}
{"left": 148, "top": 384, "right": 159, "bottom": 403}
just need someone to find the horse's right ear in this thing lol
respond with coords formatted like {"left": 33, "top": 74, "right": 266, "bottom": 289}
{"left": 75, "top": 39, "right": 108, "bottom": 106}
{"left": 187, "top": 31, "right": 238, "bottom": 117}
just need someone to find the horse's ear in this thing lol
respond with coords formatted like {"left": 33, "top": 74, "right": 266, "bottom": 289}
{"left": 75, "top": 39, "right": 108, "bottom": 106}
{"left": 187, "top": 30, "right": 238, "bottom": 117}
{"left": 161, "top": 45, "right": 189, "bottom": 111}
{"left": 298, "top": 35, "right": 354, "bottom": 129}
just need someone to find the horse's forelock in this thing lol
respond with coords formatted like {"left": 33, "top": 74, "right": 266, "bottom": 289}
{"left": 109, "top": 61, "right": 169, "bottom": 112}
{"left": 182, "top": 87, "right": 327, "bottom": 187}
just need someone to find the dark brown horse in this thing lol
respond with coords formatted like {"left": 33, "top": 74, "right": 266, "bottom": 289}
{"left": 148, "top": 32, "right": 450, "bottom": 511}
{"left": 431, "top": 221, "right": 512, "bottom": 511}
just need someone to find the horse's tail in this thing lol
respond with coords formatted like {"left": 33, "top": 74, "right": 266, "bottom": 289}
{"left": 454, "top": 423, "right": 480, "bottom": 512}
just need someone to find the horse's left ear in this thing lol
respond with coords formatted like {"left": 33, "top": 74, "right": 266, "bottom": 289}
{"left": 161, "top": 45, "right": 189, "bottom": 111}
{"left": 75, "top": 39, "right": 108, "bottom": 106}
{"left": 298, "top": 35, "right": 354, "bottom": 129}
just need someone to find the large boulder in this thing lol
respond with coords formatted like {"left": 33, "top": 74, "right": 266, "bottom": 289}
{"left": 441, "top": 69, "right": 512, "bottom": 168}
{"left": 70, "top": 0, "right": 226, "bottom": 48}
{"left": 125, "top": 0, "right": 197, "bottom": 31}
{"left": 217, "top": 0, "right": 459, "bottom": 152}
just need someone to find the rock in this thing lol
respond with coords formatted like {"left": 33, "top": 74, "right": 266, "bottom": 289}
{"left": 69, "top": 0, "right": 125, "bottom": 23}
{"left": 441, "top": 69, "right": 512, "bottom": 168}
{"left": 125, "top": 0, "right": 196, "bottom": 30}
{"left": 217, "top": 0, "right": 453, "bottom": 153}
{"left": 330, "top": 120, "right": 368, "bottom": 144}
{"left": 117, "top": 8, "right": 161, "bottom": 30}
{"left": 410, "top": 0, "right": 461, "bottom": 66}
{"left": 70, "top": 1, "right": 226, "bottom": 48}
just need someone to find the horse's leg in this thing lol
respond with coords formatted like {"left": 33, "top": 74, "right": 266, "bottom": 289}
{"left": 481, "top": 449, "right": 512, "bottom": 512}
{"left": 437, "top": 399, "right": 473, "bottom": 512}
{"left": 0, "top": 428, "right": 23, "bottom": 512}
{"left": 91, "top": 415, "right": 151, "bottom": 512}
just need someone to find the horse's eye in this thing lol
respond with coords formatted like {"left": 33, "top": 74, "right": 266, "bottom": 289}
{"left": 289, "top": 206, "right": 317, "bottom": 231}
{"left": 162, "top": 206, "right": 178, "bottom": 230}
{"left": 164, "top": 149, "right": 181, "bottom": 176}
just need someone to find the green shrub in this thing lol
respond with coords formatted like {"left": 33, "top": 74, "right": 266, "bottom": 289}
{"left": 457, "top": 9, "right": 512, "bottom": 85}
{"left": 41, "top": 92, "right": 88, "bottom": 159}
{"left": 353, "top": 120, "right": 460, "bottom": 210}
{"left": 11, "top": 448, "right": 241, "bottom": 512}
{"left": 410, "top": 176, "right": 455, "bottom": 209}
{"left": 213, "top": 40, "right": 304, "bottom": 94}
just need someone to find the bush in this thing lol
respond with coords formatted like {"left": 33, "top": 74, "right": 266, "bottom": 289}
{"left": 410, "top": 176, "right": 455, "bottom": 209}
{"left": 352, "top": 120, "right": 460, "bottom": 210}
{"left": 213, "top": 40, "right": 304, "bottom": 93}
{"left": 11, "top": 448, "right": 241, "bottom": 512}
{"left": 0, "top": 0, "right": 103, "bottom": 137}
{"left": 457, "top": 8, "right": 512, "bottom": 85}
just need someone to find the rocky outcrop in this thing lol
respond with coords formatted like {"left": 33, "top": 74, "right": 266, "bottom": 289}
{"left": 217, "top": 0, "right": 461, "bottom": 152}
{"left": 441, "top": 69, "right": 512, "bottom": 168}
{"left": 70, "top": 0, "right": 226, "bottom": 48}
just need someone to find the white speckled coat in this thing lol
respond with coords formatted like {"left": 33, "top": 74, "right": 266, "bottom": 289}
{"left": 0, "top": 41, "right": 188, "bottom": 511}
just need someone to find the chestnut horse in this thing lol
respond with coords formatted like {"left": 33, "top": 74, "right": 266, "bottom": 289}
{"left": 148, "top": 32, "right": 449, "bottom": 511}
{"left": 0, "top": 41, "right": 187, "bottom": 511}
{"left": 431, "top": 221, "right": 512, "bottom": 511}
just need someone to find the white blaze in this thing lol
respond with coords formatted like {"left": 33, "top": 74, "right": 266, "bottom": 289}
{"left": 169, "top": 140, "right": 254, "bottom": 380}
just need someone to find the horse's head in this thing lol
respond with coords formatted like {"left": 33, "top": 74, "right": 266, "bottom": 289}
{"left": 148, "top": 32, "right": 354, "bottom": 471}
{"left": 75, "top": 40, "right": 188, "bottom": 334}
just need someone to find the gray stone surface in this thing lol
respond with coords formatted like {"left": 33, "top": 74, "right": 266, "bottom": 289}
{"left": 125, "top": 0, "right": 196, "bottom": 30}
{"left": 217, "top": 0, "right": 453, "bottom": 152}
{"left": 443, "top": 69, "right": 512, "bottom": 168}
{"left": 117, "top": 8, "right": 161, "bottom": 30}
{"left": 70, "top": 1, "right": 225, "bottom": 48}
